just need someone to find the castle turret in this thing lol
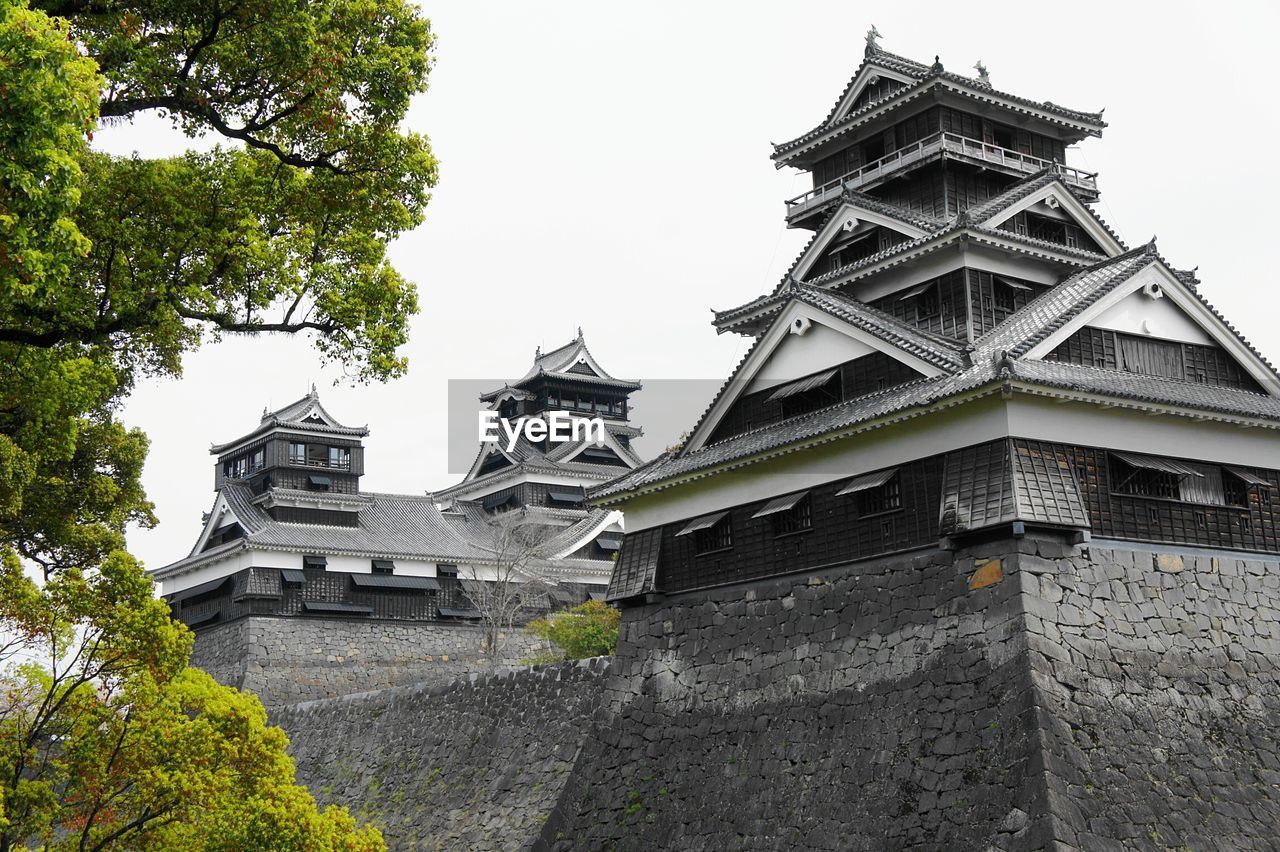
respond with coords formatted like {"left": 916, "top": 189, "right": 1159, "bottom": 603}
{"left": 210, "top": 386, "right": 368, "bottom": 497}
{"left": 599, "top": 34, "right": 1280, "bottom": 608}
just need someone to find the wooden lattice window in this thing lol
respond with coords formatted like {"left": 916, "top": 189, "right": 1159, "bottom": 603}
{"left": 770, "top": 495, "right": 812, "bottom": 537}
{"left": 694, "top": 516, "right": 733, "bottom": 555}
{"left": 856, "top": 473, "right": 902, "bottom": 516}
{"left": 1110, "top": 456, "right": 1181, "bottom": 500}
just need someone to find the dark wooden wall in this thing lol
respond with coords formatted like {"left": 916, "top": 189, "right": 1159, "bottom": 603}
{"left": 1046, "top": 327, "right": 1264, "bottom": 392}
{"left": 707, "top": 352, "right": 922, "bottom": 446}
{"left": 641, "top": 438, "right": 1280, "bottom": 595}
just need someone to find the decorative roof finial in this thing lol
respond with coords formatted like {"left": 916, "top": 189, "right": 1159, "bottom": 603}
{"left": 864, "top": 25, "right": 881, "bottom": 56}
{"left": 1144, "top": 236, "right": 1159, "bottom": 255}
{"left": 310, "top": 382, "right": 317, "bottom": 397}
{"left": 577, "top": 325, "right": 583, "bottom": 340}
{"left": 973, "top": 60, "right": 990, "bottom": 85}
{"left": 930, "top": 55, "right": 944, "bottom": 75}
{"left": 535, "top": 345, "right": 542, "bottom": 358}
{"left": 955, "top": 207, "right": 971, "bottom": 227}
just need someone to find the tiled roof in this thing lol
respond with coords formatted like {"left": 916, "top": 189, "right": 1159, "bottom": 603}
{"left": 158, "top": 482, "right": 621, "bottom": 579}
{"left": 714, "top": 223, "right": 1104, "bottom": 334}
{"left": 795, "top": 287, "right": 969, "bottom": 371}
{"left": 210, "top": 389, "right": 368, "bottom": 453}
{"left": 689, "top": 284, "right": 969, "bottom": 464}
{"left": 961, "top": 169, "right": 1126, "bottom": 251}
{"left": 822, "top": 188, "right": 950, "bottom": 234}
{"left": 974, "top": 245, "right": 1156, "bottom": 358}
{"left": 776, "top": 61, "right": 1105, "bottom": 163}
{"left": 596, "top": 242, "right": 1280, "bottom": 505}
{"left": 1008, "top": 360, "right": 1280, "bottom": 420}
{"left": 820, "top": 47, "right": 970, "bottom": 126}
{"left": 591, "top": 369, "right": 998, "bottom": 502}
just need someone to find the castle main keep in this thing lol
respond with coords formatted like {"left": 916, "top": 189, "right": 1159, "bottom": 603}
{"left": 170, "top": 35, "right": 1280, "bottom": 850}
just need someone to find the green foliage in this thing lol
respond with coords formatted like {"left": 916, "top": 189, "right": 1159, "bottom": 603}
{"left": 528, "top": 600, "right": 622, "bottom": 660}
{"left": 0, "top": 0, "right": 439, "bottom": 846}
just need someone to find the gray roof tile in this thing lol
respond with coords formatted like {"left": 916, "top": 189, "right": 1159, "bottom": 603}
{"left": 596, "top": 242, "right": 1280, "bottom": 504}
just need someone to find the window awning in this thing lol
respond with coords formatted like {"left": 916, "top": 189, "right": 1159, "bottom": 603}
{"left": 371, "top": 559, "right": 395, "bottom": 573}
{"left": 588, "top": 591, "right": 607, "bottom": 601}
{"left": 281, "top": 568, "right": 307, "bottom": 585}
{"left": 437, "top": 606, "right": 481, "bottom": 619}
{"left": 595, "top": 534, "right": 624, "bottom": 552}
{"left": 995, "top": 275, "right": 1032, "bottom": 291}
{"left": 1226, "top": 467, "right": 1272, "bottom": 488}
{"left": 675, "top": 511, "right": 729, "bottom": 537}
{"left": 751, "top": 492, "right": 807, "bottom": 518}
{"left": 302, "top": 600, "right": 372, "bottom": 615}
{"left": 308, "top": 474, "right": 332, "bottom": 487}
{"left": 767, "top": 369, "right": 839, "bottom": 402}
{"left": 167, "top": 576, "right": 232, "bottom": 604}
{"left": 549, "top": 587, "right": 577, "bottom": 604}
{"left": 1110, "top": 451, "right": 1204, "bottom": 478}
{"left": 350, "top": 573, "right": 441, "bottom": 591}
{"left": 302, "top": 555, "right": 327, "bottom": 569}
{"left": 580, "top": 447, "right": 620, "bottom": 463}
{"left": 897, "top": 282, "right": 934, "bottom": 300}
{"left": 184, "top": 608, "right": 221, "bottom": 628}
{"left": 482, "top": 491, "right": 517, "bottom": 510}
{"left": 547, "top": 486, "right": 586, "bottom": 503}
{"left": 837, "top": 468, "right": 899, "bottom": 495}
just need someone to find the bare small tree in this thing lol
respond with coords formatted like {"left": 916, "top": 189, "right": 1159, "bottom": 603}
{"left": 461, "top": 509, "right": 561, "bottom": 657}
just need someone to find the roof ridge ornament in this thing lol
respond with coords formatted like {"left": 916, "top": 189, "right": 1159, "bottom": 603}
{"left": 864, "top": 25, "right": 881, "bottom": 56}
{"left": 973, "top": 60, "right": 990, "bottom": 85}
{"left": 930, "top": 55, "right": 944, "bottom": 75}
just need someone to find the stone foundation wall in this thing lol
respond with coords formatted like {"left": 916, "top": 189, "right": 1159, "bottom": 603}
{"left": 262, "top": 539, "right": 1280, "bottom": 850}
{"left": 189, "top": 616, "right": 550, "bottom": 707}
{"left": 1023, "top": 545, "right": 1280, "bottom": 850}
{"left": 543, "top": 542, "right": 1048, "bottom": 850}
{"left": 274, "top": 659, "right": 611, "bottom": 850}
{"left": 540, "top": 538, "right": 1280, "bottom": 850}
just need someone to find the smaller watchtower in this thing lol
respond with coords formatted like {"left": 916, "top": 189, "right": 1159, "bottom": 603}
{"left": 210, "top": 386, "right": 369, "bottom": 498}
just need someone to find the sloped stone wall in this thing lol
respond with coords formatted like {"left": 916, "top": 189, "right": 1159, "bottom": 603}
{"left": 541, "top": 542, "right": 1055, "bottom": 850}
{"left": 264, "top": 540, "right": 1280, "bottom": 850}
{"left": 1022, "top": 546, "right": 1280, "bottom": 850}
{"left": 538, "top": 539, "right": 1280, "bottom": 850}
{"left": 190, "top": 616, "right": 550, "bottom": 707}
{"left": 274, "top": 659, "right": 611, "bottom": 851}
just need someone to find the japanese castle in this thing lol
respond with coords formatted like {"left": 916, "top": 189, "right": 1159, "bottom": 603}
{"left": 600, "top": 37, "right": 1280, "bottom": 602}
{"left": 153, "top": 332, "right": 640, "bottom": 629}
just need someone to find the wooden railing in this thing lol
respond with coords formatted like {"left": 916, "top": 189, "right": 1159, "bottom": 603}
{"left": 785, "top": 132, "right": 1099, "bottom": 219}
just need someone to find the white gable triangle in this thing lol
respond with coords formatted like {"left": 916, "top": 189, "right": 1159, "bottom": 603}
{"left": 1025, "top": 260, "right": 1280, "bottom": 396}
{"left": 978, "top": 181, "right": 1125, "bottom": 257}
{"left": 793, "top": 200, "right": 929, "bottom": 281}
{"left": 829, "top": 64, "right": 917, "bottom": 125}
{"left": 686, "top": 300, "right": 936, "bottom": 452}
{"left": 189, "top": 492, "right": 245, "bottom": 557}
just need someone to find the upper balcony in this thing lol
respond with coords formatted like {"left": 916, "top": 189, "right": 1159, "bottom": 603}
{"left": 785, "top": 131, "right": 1099, "bottom": 226}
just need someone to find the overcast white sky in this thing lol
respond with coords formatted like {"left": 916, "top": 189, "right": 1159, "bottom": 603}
{"left": 103, "top": 1, "right": 1280, "bottom": 571}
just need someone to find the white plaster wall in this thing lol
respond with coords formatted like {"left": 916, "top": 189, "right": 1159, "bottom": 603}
{"left": 622, "top": 393, "right": 1280, "bottom": 534}
{"left": 624, "top": 395, "right": 1011, "bottom": 532}
{"left": 1005, "top": 396, "right": 1280, "bottom": 468}
{"left": 1087, "top": 290, "right": 1215, "bottom": 345}
{"left": 746, "top": 321, "right": 876, "bottom": 392}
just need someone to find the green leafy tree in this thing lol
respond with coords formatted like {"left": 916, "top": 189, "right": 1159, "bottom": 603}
{"left": 0, "top": 0, "right": 437, "bottom": 845}
{"left": 528, "top": 600, "right": 622, "bottom": 660}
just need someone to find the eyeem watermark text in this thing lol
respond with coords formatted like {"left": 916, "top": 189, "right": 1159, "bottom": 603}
{"left": 478, "top": 411, "right": 606, "bottom": 452}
